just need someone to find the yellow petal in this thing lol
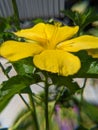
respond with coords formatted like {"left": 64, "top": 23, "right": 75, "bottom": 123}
{"left": 0, "top": 41, "right": 43, "bottom": 61}
{"left": 15, "top": 23, "right": 48, "bottom": 46}
{"left": 33, "top": 50, "right": 81, "bottom": 76}
{"left": 45, "top": 24, "right": 79, "bottom": 48}
{"left": 57, "top": 35, "right": 98, "bottom": 52}
{"left": 15, "top": 23, "right": 79, "bottom": 48}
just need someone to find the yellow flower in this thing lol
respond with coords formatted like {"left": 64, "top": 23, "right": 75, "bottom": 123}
{"left": 1, "top": 23, "right": 98, "bottom": 76}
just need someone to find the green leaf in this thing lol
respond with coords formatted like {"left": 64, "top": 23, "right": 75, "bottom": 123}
{"left": 76, "top": 51, "right": 93, "bottom": 74}
{"left": 82, "top": 101, "right": 98, "bottom": 123}
{"left": 0, "top": 17, "right": 10, "bottom": 32}
{"left": 72, "top": 51, "right": 98, "bottom": 77}
{"left": 88, "top": 28, "right": 98, "bottom": 37}
{"left": 50, "top": 74, "right": 80, "bottom": 94}
{"left": 61, "top": 10, "right": 84, "bottom": 27}
{"left": 12, "top": 0, "right": 20, "bottom": 30}
{"left": 1, "top": 75, "right": 33, "bottom": 91}
{"left": 62, "top": 8, "right": 98, "bottom": 33}
{"left": 81, "top": 9, "right": 98, "bottom": 30}
{"left": 61, "top": 10, "right": 77, "bottom": 24}
{"left": 87, "top": 61, "right": 98, "bottom": 74}
{"left": 12, "top": 57, "right": 35, "bottom": 76}
{"left": 63, "top": 77, "right": 80, "bottom": 94}
{"left": 0, "top": 94, "right": 12, "bottom": 113}
{"left": 0, "top": 75, "right": 33, "bottom": 112}
{"left": 32, "top": 18, "right": 45, "bottom": 24}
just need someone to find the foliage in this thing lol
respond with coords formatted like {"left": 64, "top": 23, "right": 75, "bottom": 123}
{"left": 0, "top": 2, "right": 98, "bottom": 130}
{"left": 62, "top": 8, "right": 98, "bottom": 35}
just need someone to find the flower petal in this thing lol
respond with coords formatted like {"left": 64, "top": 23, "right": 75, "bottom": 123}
{"left": 33, "top": 50, "right": 81, "bottom": 76}
{"left": 44, "top": 24, "right": 79, "bottom": 48}
{"left": 0, "top": 41, "right": 43, "bottom": 61}
{"left": 15, "top": 23, "right": 79, "bottom": 48}
{"left": 57, "top": 35, "right": 98, "bottom": 52}
{"left": 15, "top": 23, "right": 47, "bottom": 46}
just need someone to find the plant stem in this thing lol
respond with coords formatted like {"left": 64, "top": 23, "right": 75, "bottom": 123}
{"left": 19, "top": 94, "right": 31, "bottom": 110}
{"left": 50, "top": 86, "right": 65, "bottom": 118}
{"left": 28, "top": 89, "right": 40, "bottom": 130}
{"left": 81, "top": 78, "right": 87, "bottom": 102}
{"left": 78, "top": 78, "right": 87, "bottom": 126}
{"left": 0, "top": 62, "right": 10, "bottom": 79}
{"left": 8, "top": 111, "right": 31, "bottom": 130}
{"left": 12, "top": 0, "right": 20, "bottom": 30}
{"left": 45, "top": 78, "right": 49, "bottom": 130}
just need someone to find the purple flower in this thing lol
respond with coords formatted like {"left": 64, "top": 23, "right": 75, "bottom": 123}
{"left": 54, "top": 105, "right": 79, "bottom": 130}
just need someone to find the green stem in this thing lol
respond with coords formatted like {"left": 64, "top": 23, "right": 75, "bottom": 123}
{"left": 78, "top": 78, "right": 87, "bottom": 126}
{"left": 19, "top": 92, "right": 40, "bottom": 130}
{"left": 12, "top": 0, "right": 20, "bottom": 30}
{"left": 8, "top": 111, "right": 31, "bottom": 130}
{"left": 81, "top": 78, "right": 87, "bottom": 102}
{"left": 50, "top": 86, "right": 65, "bottom": 118}
{"left": 19, "top": 94, "right": 31, "bottom": 110}
{"left": 28, "top": 89, "right": 40, "bottom": 130}
{"left": 44, "top": 77, "right": 49, "bottom": 130}
{"left": 0, "top": 62, "right": 10, "bottom": 79}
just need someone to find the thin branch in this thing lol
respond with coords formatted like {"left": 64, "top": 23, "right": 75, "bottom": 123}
{"left": 28, "top": 88, "right": 40, "bottom": 130}
{"left": 44, "top": 75, "right": 50, "bottom": 130}
{"left": 19, "top": 94, "right": 31, "bottom": 110}
{"left": 8, "top": 111, "right": 31, "bottom": 130}
{"left": 81, "top": 78, "right": 87, "bottom": 101}
{"left": 12, "top": 0, "right": 20, "bottom": 30}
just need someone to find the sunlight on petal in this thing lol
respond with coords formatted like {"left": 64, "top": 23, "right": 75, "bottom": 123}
{"left": 33, "top": 50, "right": 81, "bottom": 76}
{"left": 0, "top": 41, "right": 43, "bottom": 61}
{"left": 57, "top": 35, "right": 98, "bottom": 52}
